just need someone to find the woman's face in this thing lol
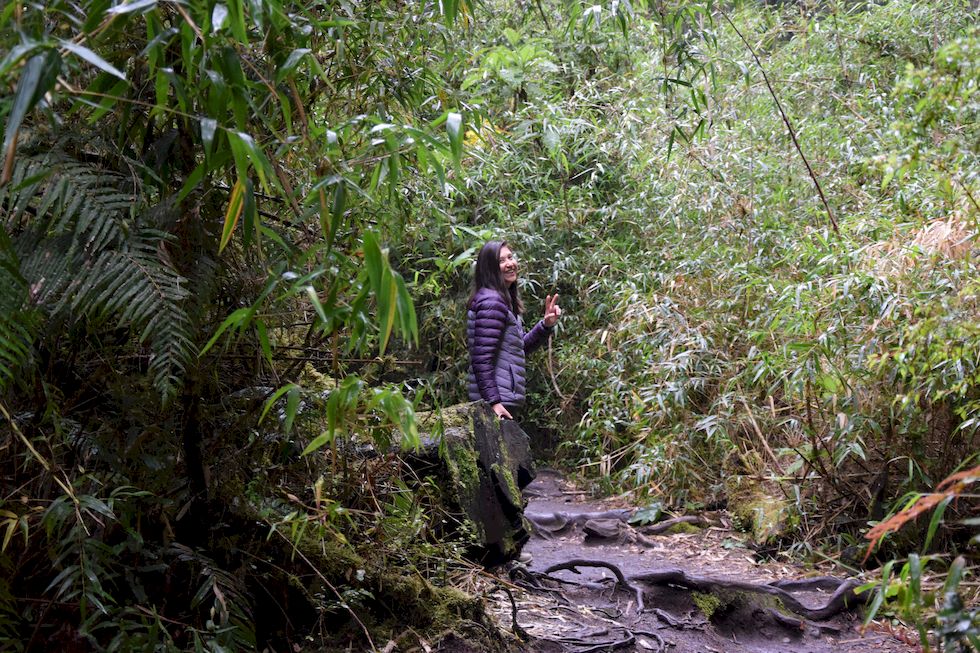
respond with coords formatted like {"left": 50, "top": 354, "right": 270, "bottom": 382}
{"left": 498, "top": 245, "right": 518, "bottom": 287}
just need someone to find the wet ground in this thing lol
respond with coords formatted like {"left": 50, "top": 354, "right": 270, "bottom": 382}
{"left": 482, "top": 470, "right": 917, "bottom": 653}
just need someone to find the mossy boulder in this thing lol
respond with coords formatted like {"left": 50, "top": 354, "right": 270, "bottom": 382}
{"left": 408, "top": 401, "right": 536, "bottom": 564}
{"left": 723, "top": 451, "right": 797, "bottom": 544}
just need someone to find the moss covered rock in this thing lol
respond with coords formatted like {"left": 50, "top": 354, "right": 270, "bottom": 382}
{"left": 408, "top": 401, "right": 536, "bottom": 564}
{"left": 723, "top": 451, "right": 797, "bottom": 544}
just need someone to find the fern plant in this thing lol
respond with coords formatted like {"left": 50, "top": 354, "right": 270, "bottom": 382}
{"left": 0, "top": 148, "right": 195, "bottom": 402}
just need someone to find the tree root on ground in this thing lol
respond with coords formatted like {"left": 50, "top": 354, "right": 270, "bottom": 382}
{"left": 500, "top": 559, "right": 863, "bottom": 652}
{"left": 630, "top": 568, "right": 866, "bottom": 621}
{"left": 543, "top": 559, "right": 646, "bottom": 613}
{"left": 637, "top": 515, "right": 709, "bottom": 535}
{"left": 485, "top": 586, "right": 530, "bottom": 641}
{"left": 530, "top": 509, "right": 718, "bottom": 545}
{"left": 526, "top": 509, "right": 634, "bottom": 536}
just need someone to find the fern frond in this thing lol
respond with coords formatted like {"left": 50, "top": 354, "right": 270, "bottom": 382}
{"left": 1, "top": 149, "right": 195, "bottom": 402}
{"left": 64, "top": 235, "right": 194, "bottom": 402}
{"left": 1, "top": 153, "right": 130, "bottom": 256}
{"left": 0, "top": 230, "right": 37, "bottom": 392}
{"left": 172, "top": 544, "right": 256, "bottom": 649}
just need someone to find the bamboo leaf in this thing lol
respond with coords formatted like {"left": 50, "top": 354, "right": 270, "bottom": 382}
{"left": 60, "top": 40, "right": 126, "bottom": 81}
{"left": 219, "top": 179, "right": 246, "bottom": 254}
{"left": 3, "top": 53, "right": 58, "bottom": 183}
{"left": 199, "top": 307, "right": 252, "bottom": 355}
{"left": 259, "top": 383, "right": 299, "bottom": 425}
{"left": 305, "top": 285, "right": 328, "bottom": 325}
{"left": 922, "top": 495, "right": 951, "bottom": 553}
{"left": 446, "top": 111, "right": 463, "bottom": 168}
{"left": 200, "top": 117, "right": 217, "bottom": 159}
{"left": 107, "top": 0, "right": 158, "bottom": 14}
{"left": 276, "top": 48, "right": 311, "bottom": 83}
{"left": 362, "top": 231, "right": 383, "bottom": 294}
{"left": 284, "top": 385, "right": 300, "bottom": 434}
{"left": 377, "top": 271, "right": 397, "bottom": 355}
{"left": 302, "top": 432, "right": 332, "bottom": 456}
{"left": 211, "top": 4, "right": 229, "bottom": 33}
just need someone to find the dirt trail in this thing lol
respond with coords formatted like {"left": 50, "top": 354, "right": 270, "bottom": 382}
{"left": 485, "top": 470, "right": 915, "bottom": 653}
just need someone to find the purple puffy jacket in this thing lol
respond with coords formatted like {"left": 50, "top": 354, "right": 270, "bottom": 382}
{"left": 467, "top": 287, "right": 552, "bottom": 406}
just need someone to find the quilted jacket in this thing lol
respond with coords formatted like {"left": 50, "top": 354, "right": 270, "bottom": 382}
{"left": 467, "top": 287, "right": 551, "bottom": 406}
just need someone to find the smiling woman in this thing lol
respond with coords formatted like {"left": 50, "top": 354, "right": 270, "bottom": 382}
{"left": 466, "top": 240, "right": 562, "bottom": 421}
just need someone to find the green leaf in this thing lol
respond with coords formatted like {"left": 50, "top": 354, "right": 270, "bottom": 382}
{"left": 276, "top": 48, "right": 311, "bottom": 83}
{"left": 3, "top": 53, "right": 59, "bottom": 182}
{"left": 327, "top": 179, "right": 346, "bottom": 252}
{"left": 863, "top": 559, "right": 894, "bottom": 626}
{"left": 259, "top": 383, "right": 300, "bottom": 425}
{"left": 377, "top": 271, "right": 397, "bottom": 355}
{"left": 211, "top": 4, "right": 229, "bottom": 32}
{"left": 362, "top": 231, "right": 383, "bottom": 294}
{"left": 302, "top": 432, "right": 332, "bottom": 456}
{"left": 256, "top": 320, "right": 273, "bottom": 363}
{"left": 922, "top": 495, "right": 951, "bottom": 553}
{"left": 229, "top": 131, "right": 270, "bottom": 190}
{"left": 199, "top": 307, "right": 252, "bottom": 355}
{"left": 440, "top": 0, "right": 458, "bottom": 27}
{"left": 107, "top": 0, "right": 158, "bottom": 14}
{"left": 200, "top": 117, "right": 218, "bottom": 159}
{"left": 60, "top": 40, "right": 126, "bottom": 81}
{"left": 177, "top": 162, "right": 205, "bottom": 204}
{"left": 394, "top": 274, "right": 418, "bottom": 345}
{"left": 446, "top": 111, "right": 463, "bottom": 168}
{"left": 305, "top": 285, "right": 328, "bottom": 325}
{"left": 0, "top": 42, "right": 43, "bottom": 77}
{"left": 942, "top": 556, "right": 966, "bottom": 594}
{"left": 284, "top": 385, "right": 300, "bottom": 434}
{"left": 219, "top": 179, "right": 246, "bottom": 254}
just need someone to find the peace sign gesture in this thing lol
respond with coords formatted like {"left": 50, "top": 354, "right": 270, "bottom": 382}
{"left": 543, "top": 294, "right": 562, "bottom": 328}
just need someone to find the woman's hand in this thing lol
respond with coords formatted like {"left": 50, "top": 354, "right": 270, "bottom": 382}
{"left": 543, "top": 294, "right": 562, "bottom": 328}
{"left": 492, "top": 403, "right": 513, "bottom": 420}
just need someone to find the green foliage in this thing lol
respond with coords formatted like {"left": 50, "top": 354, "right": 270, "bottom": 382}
{"left": 2, "top": 0, "right": 979, "bottom": 647}
{"left": 861, "top": 554, "right": 980, "bottom": 652}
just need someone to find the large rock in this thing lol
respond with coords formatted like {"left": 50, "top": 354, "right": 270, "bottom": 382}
{"left": 409, "top": 402, "right": 535, "bottom": 565}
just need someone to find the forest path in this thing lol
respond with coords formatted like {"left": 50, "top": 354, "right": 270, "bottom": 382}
{"left": 484, "top": 470, "right": 915, "bottom": 653}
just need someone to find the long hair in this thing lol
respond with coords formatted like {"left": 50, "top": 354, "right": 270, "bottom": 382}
{"left": 468, "top": 240, "right": 524, "bottom": 315}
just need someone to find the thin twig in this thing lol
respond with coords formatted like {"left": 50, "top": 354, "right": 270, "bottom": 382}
{"left": 741, "top": 400, "right": 787, "bottom": 476}
{"left": 721, "top": 10, "right": 838, "bottom": 235}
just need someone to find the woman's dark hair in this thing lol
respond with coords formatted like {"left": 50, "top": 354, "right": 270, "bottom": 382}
{"left": 469, "top": 240, "right": 524, "bottom": 314}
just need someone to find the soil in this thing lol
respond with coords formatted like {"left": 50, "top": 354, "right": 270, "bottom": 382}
{"left": 478, "top": 470, "right": 918, "bottom": 653}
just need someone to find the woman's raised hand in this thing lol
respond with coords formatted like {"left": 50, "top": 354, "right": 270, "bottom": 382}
{"left": 543, "top": 294, "right": 562, "bottom": 327}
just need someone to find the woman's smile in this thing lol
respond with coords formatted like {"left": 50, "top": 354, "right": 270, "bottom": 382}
{"left": 499, "top": 246, "right": 518, "bottom": 286}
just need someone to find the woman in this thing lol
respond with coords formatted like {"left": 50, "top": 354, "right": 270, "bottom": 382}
{"left": 467, "top": 240, "right": 561, "bottom": 420}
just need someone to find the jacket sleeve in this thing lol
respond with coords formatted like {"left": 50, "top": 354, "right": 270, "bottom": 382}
{"left": 470, "top": 297, "right": 509, "bottom": 404}
{"left": 523, "top": 319, "right": 553, "bottom": 355}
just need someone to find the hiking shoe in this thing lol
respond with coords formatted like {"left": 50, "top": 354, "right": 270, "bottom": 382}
{"left": 518, "top": 551, "right": 533, "bottom": 565}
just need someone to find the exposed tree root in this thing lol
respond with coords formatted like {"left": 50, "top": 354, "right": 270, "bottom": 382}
{"left": 638, "top": 515, "right": 709, "bottom": 535}
{"left": 650, "top": 607, "right": 704, "bottom": 630}
{"left": 630, "top": 567, "right": 867, "bottom": 620}
{"left": 485, "top": 586, "right": 529, "bottom": 641}
{"left": 526, "top": 509, "right": 634, "bottom": 536}
{"left": 530, "top": 508, "right": 716, "bottom": 543}
{"left": 633, "top": 629, "right": 667, "bottom": 652}
{"left": 543, "top": 559, "right": 646, "bottom": 613}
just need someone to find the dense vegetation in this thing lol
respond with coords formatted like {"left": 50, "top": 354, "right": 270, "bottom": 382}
{"left": 0, "top": 0, "right": 977, "bottom": 650}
